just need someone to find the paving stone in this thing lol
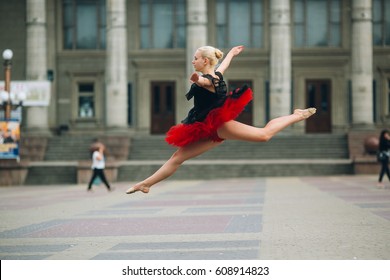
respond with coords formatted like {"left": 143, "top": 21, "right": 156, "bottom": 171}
{"left": 0, "top": 176, "right": 389, "bottom": 260}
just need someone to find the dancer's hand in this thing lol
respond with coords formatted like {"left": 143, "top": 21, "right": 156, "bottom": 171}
{"left": 216, "top": 45, "right": 245, "bottom": 74}
{"left": 190, "top": 72, "right": 199, "bottom": 83}
{"left": 230, "top": 45, "right": 244, "bottom": 57}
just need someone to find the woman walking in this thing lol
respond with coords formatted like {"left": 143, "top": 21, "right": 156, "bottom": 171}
{"left": 377, "top": 129, "right": 390, "bottom": 188}
{"left": 88, "top": 143, "right": 112, "bottom": 192}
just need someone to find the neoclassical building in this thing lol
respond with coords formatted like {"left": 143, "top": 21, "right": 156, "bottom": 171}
{"left": 0, "top": 0, "right": 390, "bottom": 136}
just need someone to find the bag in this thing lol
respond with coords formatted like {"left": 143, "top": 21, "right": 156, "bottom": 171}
{"left": 377, "top": 151, "right": 389, "bottom": 161}
{"left": 93, "top": 176, "right": 102, "bottom": 186}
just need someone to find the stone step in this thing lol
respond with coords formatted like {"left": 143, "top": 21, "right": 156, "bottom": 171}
{"left": 117, "top": 159, "right": 353, "bottom": 181}
{"left": 25, "top": 165, "right": 77, "bottom": 185}
{"left": 24, "top": 134, "right": 351, "bottom": 185}
{"left": 129, "top": 134, "right": 349, "bottom": 160}
{"left": 44, "top": 136, "right": 97, "bottom": 161}
{"left": 23, "top": 158, "right": 353, "bottom": 185}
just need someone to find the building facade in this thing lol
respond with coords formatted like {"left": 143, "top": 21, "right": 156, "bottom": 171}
{"left": 1, "top": 0, "right": 390, "bottom": 136}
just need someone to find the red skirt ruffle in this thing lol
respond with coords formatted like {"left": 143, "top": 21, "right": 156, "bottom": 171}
{"left": 165, "top": 87, "right": 253, "bottom": 147}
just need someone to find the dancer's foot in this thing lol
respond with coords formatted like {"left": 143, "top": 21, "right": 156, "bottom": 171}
{"left": 294, "top": 108, "right": 316, "bottom": 119}
{"left": 126, "top": 183, "right": 150, "bottom": 194}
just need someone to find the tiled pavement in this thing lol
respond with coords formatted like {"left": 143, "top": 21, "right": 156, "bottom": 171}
{"left": 0, "top": 175, "right": 390, "bottom": 260}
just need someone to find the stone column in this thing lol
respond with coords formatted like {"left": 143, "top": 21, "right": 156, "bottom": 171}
{"left": 180, "top": 0, "right": 208, "bottom": 118}
{"left": 25, "top": 0, "right": 49, "bottom": 132}
{"left": 186, "top": 0, "right": 207, "bottom": 80}
{"left": 269, "top": 0, "right": 291, "bottom": 119}
{"left": 106, "top": 0, "right": 128, "bottom": 128}
{"left": 351, "top": 0, "right": 373, "bottom": 125}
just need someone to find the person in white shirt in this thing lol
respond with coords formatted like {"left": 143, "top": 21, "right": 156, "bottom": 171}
{"left": 87, "top": 143, "right": 112, "bottom": 192}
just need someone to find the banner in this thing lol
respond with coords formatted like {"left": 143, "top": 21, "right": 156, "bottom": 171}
{"left": 0, "top": 120, "right": 20, "bottom": 159}
{"left": 0, "top": 80, "right": 51, "bottom": 106}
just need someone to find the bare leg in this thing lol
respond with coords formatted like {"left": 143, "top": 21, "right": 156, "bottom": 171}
{"left": 126, "top": 140, "right": 222, "bottom": 194}
{"left": 217, "top": 108, "right": 316, "bottom": 142}
{"left": 126, "top": 108, "right": 315, "bottom": 194}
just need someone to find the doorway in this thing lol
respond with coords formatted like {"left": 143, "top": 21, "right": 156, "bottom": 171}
{"left": 151, "top": 82, "right": 176, "bottom": 134}
{"left": 305, "top": 79, "right": 332, "bottom": 133}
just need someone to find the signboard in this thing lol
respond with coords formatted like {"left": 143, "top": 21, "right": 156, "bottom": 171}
{"left": 0, "top": 81, "right": 51, "bottom": 106}
{"left": 0, "top": 120, "right": 20, "bottom": 159}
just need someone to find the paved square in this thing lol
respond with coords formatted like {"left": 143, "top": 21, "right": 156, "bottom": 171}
{"left": 0, "top": 176, "right": 389, "bottom": 260}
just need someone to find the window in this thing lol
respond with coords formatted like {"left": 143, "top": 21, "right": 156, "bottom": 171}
{"left": 216, "top": 0, "right": 263, "bottom": 48}
{"left": 78, "top": 83, "right": 95, "bottom": 118}
{"left": 140, "top": 0, "right": 186, "bottom": 49}
{"left": 373, "top": 0, "right": 390, "bottom": 46}
{"left": 293, "top": 0, "right": 341, "bottom": 47}
{"left": 63, "top": 0, "right": 106, "bottom": 50}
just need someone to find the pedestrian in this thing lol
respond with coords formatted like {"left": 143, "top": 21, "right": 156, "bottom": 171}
{"left": 126, "top": 45, "right": 316, "bottom": 195}
{"left": 377, "top": 129, "right": 390, "bottom": 188}
{"left": 87, "top": 143, "right": 113, "bottom": 192}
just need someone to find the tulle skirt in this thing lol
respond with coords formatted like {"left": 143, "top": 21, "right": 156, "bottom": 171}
{"left": 165, "top": 87, "right": 253, "bottom": 147}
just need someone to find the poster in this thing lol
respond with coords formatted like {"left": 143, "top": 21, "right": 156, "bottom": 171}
{"left": 0, "top": 120, "right": 20, "bottom": 159}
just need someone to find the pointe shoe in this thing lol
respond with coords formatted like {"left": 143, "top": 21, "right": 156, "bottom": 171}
{"left": 126, "top": 184, "right": 150, "bottom": 194}
{"left": 294, "top": 108, "right": 316, "bottom": 119}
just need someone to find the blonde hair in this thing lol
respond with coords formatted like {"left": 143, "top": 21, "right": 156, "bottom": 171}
{"left": 197, "top": 46, "right": 224, "bottom": 66}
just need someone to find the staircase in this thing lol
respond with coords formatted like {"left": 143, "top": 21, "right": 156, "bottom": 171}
{"left": 117, "top": 134, "right": 353, "bottom": 181}
{"left": 24, "top": 135, "right": 95, "bottom": 185}
{"left": 127, "top": 134, "right": 349, "bottom": 160}
{"left": 44, "top": 135, "right": 96, "bottom": 161}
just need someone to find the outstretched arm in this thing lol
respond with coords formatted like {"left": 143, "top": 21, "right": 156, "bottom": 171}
{"left": 190, "top": 72, "right": 212, "bottom": 87}
{"left": 216, "top": 45, "right": 244, "bottom": 75}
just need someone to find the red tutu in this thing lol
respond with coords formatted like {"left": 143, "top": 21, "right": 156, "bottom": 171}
{"left": 165, "top": 87, "right": 253, "bottom": 147}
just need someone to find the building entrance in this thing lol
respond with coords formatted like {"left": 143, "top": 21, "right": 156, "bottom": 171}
{"left": 305, "top": 79, "right": 332, "bottom": 133}
{"left": 151, "top": 82, "right": 176, "bottom": 134}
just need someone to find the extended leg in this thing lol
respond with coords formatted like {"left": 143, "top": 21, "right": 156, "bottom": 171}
{"left": 97, "top": 169, "right": 112, "bottom": 190}
{"left": 384, "top": 160, "right": 390, "bottom": 182}
{"left": 126, "top": 140, "right": 222, "bottom": 194}
{"left": 378, "top": 161, "right": 386, "bottom": 182}
{"left": 217, "top": 108, "right": 316, "bottom": 142}
{"left": 377, "top": 161, "right": 387, "bottom": 188}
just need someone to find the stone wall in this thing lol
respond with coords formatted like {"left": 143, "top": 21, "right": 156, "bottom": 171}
{"left": 348, "top": 130, "right": 381, "bottom": 174}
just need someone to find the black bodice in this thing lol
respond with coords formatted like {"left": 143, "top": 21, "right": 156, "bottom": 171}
{"left": 182, "top": 72, "right": 227, "bottom": 124}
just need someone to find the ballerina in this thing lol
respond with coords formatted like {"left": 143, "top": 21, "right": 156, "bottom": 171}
{"left": 126, "top": 45, "right": 316, "bottom": 194}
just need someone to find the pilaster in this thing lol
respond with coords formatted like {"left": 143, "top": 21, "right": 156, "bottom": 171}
{"left": 181, "top": 0, "right": 208, "bottom": 120}
{"left": 269, "top": 0, "right": 291, "bottom": 118}
{"left": 106, "top": 0, "right": 128, "bottom": 128}
{"left": 351, "top": 0, "right": 373, "bottom": 125}
{"left": 25, "top": 0, "right": 49, "bottom": 132}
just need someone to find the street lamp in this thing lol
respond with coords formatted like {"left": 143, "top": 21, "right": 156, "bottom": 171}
{"left": 1, "top": 49, "right": 25, "bottom": 120}
{"left": 2, "top": 49, "right": 13, "bottom": 120}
